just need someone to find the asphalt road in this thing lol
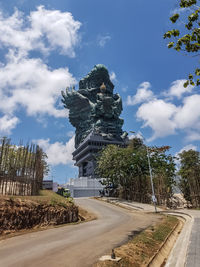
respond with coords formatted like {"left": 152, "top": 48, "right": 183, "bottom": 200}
{"left": 0, "top": 198, "right": 161, "bottom": 267}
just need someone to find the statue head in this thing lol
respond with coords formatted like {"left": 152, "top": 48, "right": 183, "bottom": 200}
{"left": 79, "top": 64, "right": 114, "bottom": 94}
{"left": 100, "top": 82, "right": 106, "bottom": 93}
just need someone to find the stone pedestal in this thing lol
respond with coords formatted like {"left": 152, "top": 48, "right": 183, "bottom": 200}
{"left": 72, "top": 131, "right": 128, "bottom": 178}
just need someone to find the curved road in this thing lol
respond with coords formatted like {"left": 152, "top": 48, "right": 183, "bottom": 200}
{"left": 0, "top": 198, "right": 161, "bottom": 267}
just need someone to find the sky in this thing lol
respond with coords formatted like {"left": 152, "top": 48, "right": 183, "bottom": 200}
{"left": 0, "top": 0, "right": 199, "bottom": 184}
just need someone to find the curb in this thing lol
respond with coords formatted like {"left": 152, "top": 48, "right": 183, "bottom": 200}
{"left": 162, "top": 211, "right": 193, "bottom": 267}
{"left": 147, "top": 218, "right": 182, "bottom": 267}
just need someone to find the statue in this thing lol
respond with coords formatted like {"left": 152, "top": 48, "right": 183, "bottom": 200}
{"left": 61, "top": 64, "right": 128, "bottom": 148}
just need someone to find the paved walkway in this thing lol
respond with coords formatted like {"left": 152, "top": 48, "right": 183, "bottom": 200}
{"left": 101, "top": 197, "right": 200, "bottom": 267}
{"left": 184, "top": 211, "right": 200, "bottom": 267}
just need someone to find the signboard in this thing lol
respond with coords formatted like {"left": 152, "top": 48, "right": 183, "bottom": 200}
{"left": 152, "top": 195, "right": 157, "bottom": 203}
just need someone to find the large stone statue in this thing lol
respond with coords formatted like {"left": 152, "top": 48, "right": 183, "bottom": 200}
{"left": 61, "top": 64, "right": 128, "bottom": 148}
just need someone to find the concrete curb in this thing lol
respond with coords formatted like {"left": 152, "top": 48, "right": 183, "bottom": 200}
{"left": 164, "top": 211, "right": 194, "bottom": 267}
{"left": 97, "top": 198, "right": 194, "bottom": 267}
{"left": 96, "top": 197, "right": 196, "bottom": 266}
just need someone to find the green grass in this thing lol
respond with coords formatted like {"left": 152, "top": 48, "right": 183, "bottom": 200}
{"left": 94, "top": 215, "right": 179, "bottom": 267}
{"left": 3, "top": 190, "right": 74, "bottom": 207}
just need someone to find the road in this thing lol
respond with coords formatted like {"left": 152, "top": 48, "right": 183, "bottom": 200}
{"left": 0, "top": 198, "right": 161, "bottom": 267}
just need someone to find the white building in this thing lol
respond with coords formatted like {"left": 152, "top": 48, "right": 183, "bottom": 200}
{"left": 65, "top": 177, "right": 104, "bottom": 198}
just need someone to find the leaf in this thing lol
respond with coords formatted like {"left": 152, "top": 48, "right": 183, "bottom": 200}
{"left": 170, "top": 14, "right": 180, "bottom": 23}
{"left": 180, "top": 0, "right": 197, "bottom": 8}
{"left": 183, "top": 80, "right": 189, "bottom": 88}
{"left": 163, "top": 31, "right": 172, "bottom": 39}
{"left": 189, "top": 80, "right": 195, "bottom": 86}
{"left": 195, "top": 68, "right": 200, "bottom": 75}
{"left": 188, "top": 74, "right": 193, "bottom": 80}
{"left": 167, "top": 42, "right": 174, "bottom": 48}
{"left": 172, "top": 29, "right": 180, "bottom": 37}
{"left": 185, "top": 22, "right": 193, "bottom": 30}
{"left": 188, "top": 12, "right": 198, "bottom": 22}
{"left": 196, "top": 79, "right": 200, "bottom": 85}
{"left": 175, "top": 45, "right": 181, "bottom": 51}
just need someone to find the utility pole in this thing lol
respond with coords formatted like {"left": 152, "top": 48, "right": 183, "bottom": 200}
{"left": 130, "top": 131, "right": 157, "bottom": 213}
{"left": 146, "top": 146, "right": 157, "bottom": 213}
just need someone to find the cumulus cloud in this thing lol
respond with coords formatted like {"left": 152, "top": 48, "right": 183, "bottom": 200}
{"left": 128, "top": 79, "right": 200, "bottom": 142}
{"left": 35, "top": 136, "right": 75, "bottom": 166}
{"left": 126, "top": 82, "right": 154, "bottom": 105}
{"left": 178, "top": 144, "right": 197, "bottom": 154}
{"left": 0, "top": 51, "right": 76, "bottom": 118}
{"left": 174, "top": 144, "right": 197, "bottom": 167}
{"left": 0, "top": 6, "right": 81, "bottom": 56}
{"left": 129, "top": 131, "right": 143, "bottom": 140}
{"left": 174, "top": 94, "right": 200, "bottom": 130}
{"left": 185, "top": 130, "right": 200, "bottom": 142}
{"left": 67, "top": 131, "right": 74, "bottom": 137}
{"left": 0, "top": 115, "right": 20, "bottom": 135}
{"left": 98, "top": 35, "right": 111, "bottom": 47}
{"left": 137, "top": 99, "right": 177, "bottom": 140}
{"left": 110, "top": 71, "right": 117, "bottom": 82}
{"left": 0, "top": 6, "right": 81, "bottom": 134}
{"left": 164, "top": 80, "right": 193, "bottom": 99}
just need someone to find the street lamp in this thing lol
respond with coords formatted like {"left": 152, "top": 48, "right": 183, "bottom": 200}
{"left": 130, "top": 131, "right": 157, "bottom": 213}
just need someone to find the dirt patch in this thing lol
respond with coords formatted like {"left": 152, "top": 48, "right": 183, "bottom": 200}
{"left": 0, "top": 195, "right": 78, "bottom": 236}
{"left": 78, "top": 206, "right": 97, "bottom": 222}
{"left": 94, "top": 215, "right": 179, "bottom": 267}
{"left": 0, "top": 191, "right": 97, "bottom": 240}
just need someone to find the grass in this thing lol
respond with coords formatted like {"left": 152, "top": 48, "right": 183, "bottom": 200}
{"left": 94, "top": 215, "right": 179, "bottom": 267}
{"left": 1, "top": 190, "right": 74, "bottom": 207}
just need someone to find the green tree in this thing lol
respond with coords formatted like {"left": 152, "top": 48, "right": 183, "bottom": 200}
{"left": 0, "top": 137, "right": 49, "bottom": 195}
{"left": 178, "top": 149, "right": 200, "bottom": 207}
{"left": 164, "top": 0, "right": 200, "bottom": 86}
{"left": 96, "top": 138, "right": 176, "bottom": 206}
{"left": 150, "top": 146, "right": 176, "bottom": 206}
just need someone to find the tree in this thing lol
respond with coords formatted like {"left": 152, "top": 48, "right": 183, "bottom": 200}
{"left": 0, "top": 137, "right": 49, "bottom": 195}
{"left": 150, "top": 146, "right": 176, "bottom": 206}
{"left": 164, "top": 0, "right": 200, "bottom": 86}
{"left": 178, "top": 149, "right": 200, "bottom": 207}
{"left": 96, "top": 138, "right": 176, "bottom": 206}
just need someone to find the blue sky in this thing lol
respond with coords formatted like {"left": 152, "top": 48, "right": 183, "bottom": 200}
{"left": 0, "top": 0, "right": 199, "bottom": 184}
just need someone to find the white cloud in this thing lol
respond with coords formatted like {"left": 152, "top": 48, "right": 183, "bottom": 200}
{"left": 174, "top": 94, "right": 200, "bottom": 130}
{"left": 129, "top": 132, "right": 143, "bottom": 140}
{"left": 165, "top": 80, "right": 193, "bottom": 99}
{"left": 110, "top": 71, "right": 117, "bottom": 82}
{"left": 67, "top": 131, "right": 74, "bottom": 137}
{"left": 185, "top": 130, "right": 200, "bottom": 142}
{"left": 0, "top": 6, "right": 81, "bottom": 56}
{"left": 0, "top": 51, "right": 76, "bottom": 118}
{"left": 0, "top": 6, "right": 81, "bottom": 134}
{"left": 178, "top": 144, "right": 197, "bottom": 154}
{"left": 137, "top": 99, "right": 177, "bottom": 140}
{"left": 175, "top": 144, "right": 197, "bottom": 167}
{"left": 127, "top": 82, "right": 154, "bottom": 105}
{"left": 98, "top": 35, "right": 111, "bottom": 47}
{"left": 128, "top": 79, "right": 200, "bottom": 142}
{"left": 0, "top": 115, "right": 19, "bottom": 134}
{"left": 35, "top": 136, "right": 75, "bottom": 166}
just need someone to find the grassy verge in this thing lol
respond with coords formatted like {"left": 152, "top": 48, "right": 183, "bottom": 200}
{"left": 94, "top": 215, "right": 178, "bottom": 267}
{"left": 2, "top": 190, "right": 96, "bottom": 220}
{"left": 0, "top": 190, "right": 74, "bottom": 207}
{"left": 0, "top": 190, "right": 97, "bottom": 240}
